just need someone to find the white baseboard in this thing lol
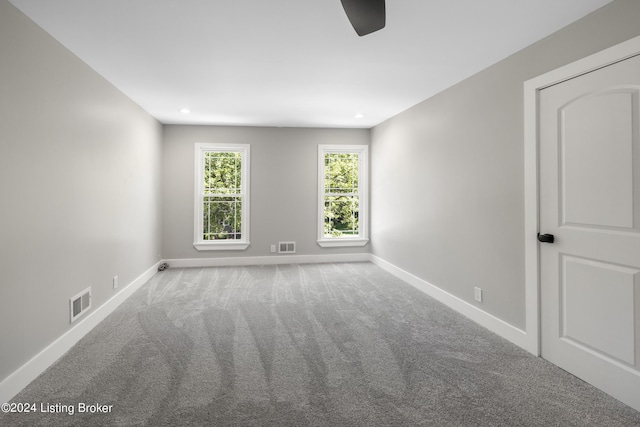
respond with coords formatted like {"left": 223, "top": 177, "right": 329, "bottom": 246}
{"left": 0, "top": 261, "right": 160, "bottom": 404}
{"left": 369, "top": 255, "right": 530, "bottom": 352}
{"left": 174, "top": 253, "right": 531, "bottom": 351}
{"left": 1, "top": 252, "right": 530, "bottom": 404}
{"left": 164, "top": 252, "right": 370, "bottom": 268}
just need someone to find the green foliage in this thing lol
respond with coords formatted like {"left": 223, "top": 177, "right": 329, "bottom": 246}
{"left": 200, "top": 150, "right": 359, "bottom": 240}
{"left": 324, "top": 153, "right": 359, "bottom": 237}
{"left": 204, "top": 152, "right": 241, "bottom": 194}
{"left": 203, "top": 152, "right": 242, "bottom": 239}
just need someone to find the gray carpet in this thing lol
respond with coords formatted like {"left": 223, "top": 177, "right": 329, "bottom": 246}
{"left": 2, "top": 262, "right": 639, "bottom": 426}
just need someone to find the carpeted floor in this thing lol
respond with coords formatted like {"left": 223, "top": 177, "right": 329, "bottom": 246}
{"left": 2, "top": 262, "right": 639, "bottom": 426}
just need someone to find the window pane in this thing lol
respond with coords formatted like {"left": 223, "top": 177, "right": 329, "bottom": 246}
{"left": 324, "top": 153, "right": 358, "bottom": 194}
{"left": 203, "top": 196, "right": 242, "bottom": 240}
{"left": 204, "top": 152, "right": 242, "bottom": 195}
{"left": 324, "top": 196, "right": 359, "bottom": 237}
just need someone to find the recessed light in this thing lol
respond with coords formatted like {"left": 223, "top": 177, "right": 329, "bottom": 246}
{"left": 179, "top": 108, "right": 191, "bottom": 114}
{"left": 354, "top": 113, "right": 364, "bottom": 119}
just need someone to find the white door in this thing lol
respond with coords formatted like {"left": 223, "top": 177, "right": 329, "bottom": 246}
{"left": 539, "top": 53, "right": 640, "bottom": 411}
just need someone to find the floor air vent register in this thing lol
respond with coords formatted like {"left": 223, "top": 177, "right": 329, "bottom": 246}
{"left": 70, "top": 287, "right": 91, "bottom": 323}
{"left": 279, "top": 241, "right": 296, "bottom": 254}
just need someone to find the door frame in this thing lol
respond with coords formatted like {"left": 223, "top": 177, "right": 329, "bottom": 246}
{"left": 523, "top": 35, "right": 640, "bottom": 356}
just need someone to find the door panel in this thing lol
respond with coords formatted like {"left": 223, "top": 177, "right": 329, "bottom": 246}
{"left": 539, "top": 54, "right": 640, "bottom": 411}
{"left": 560, "top": 88, "right": 639, "bottom": 230}
{"left": 561, "top": 255, "right": 637, "bottom": 365}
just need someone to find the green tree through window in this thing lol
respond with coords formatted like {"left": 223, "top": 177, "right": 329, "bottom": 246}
{"left": 324, "top": 153, "right": 359, "bottom": 237}
{"left": 203, "top": 152, "right": 242, "bottom": 240}
{"left": 194, "top": 143, "right": 250, "bottom": 251}
{"left": 318, "top": 145, "right": 368, "bottom": 247}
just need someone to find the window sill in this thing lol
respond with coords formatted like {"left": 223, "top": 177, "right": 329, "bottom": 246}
{"left": 317, "top": 238, "right": 369, "bottom": 248}
{"left": 194, "top": 241, "right": 250, "bottom": 251}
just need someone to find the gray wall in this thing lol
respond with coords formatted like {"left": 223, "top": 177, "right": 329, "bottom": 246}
{"left": 162, "top": 125, "right": 370, "bottom": 260}
{"left": 0, "top": 0, "right": 163, "bottom": 383}
{"left": 370, "top": 0, "right": 640, "bottom": 329}
{"left": 3, "top": 0, "right": 638, "bottom": 389}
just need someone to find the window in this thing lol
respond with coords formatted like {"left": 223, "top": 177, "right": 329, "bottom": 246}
{"left": 194, "top": 143, "right": 250, "bottom": 250}
{"left": 318, "top": 145, "right": 369, "bottom": 247}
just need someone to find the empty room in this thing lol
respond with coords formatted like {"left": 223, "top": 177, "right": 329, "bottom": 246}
{"left": 1, "top": 0, "right": 640, "bottom": 425}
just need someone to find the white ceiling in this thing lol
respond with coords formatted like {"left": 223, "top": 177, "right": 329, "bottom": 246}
{"left": 10, "top": 0, "right": 614, "bottom": 128}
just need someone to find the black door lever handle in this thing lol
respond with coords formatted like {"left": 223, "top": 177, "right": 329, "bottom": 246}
{"left": 537, "top": 233, "right": 555, "bottom": 243}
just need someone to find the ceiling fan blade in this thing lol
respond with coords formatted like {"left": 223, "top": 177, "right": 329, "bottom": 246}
{"left": 340, "top": 0, "right": 386, "bottom": 36}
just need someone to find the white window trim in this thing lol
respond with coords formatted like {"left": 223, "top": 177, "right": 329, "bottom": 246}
{"left": 317, "top": 144, "right": 369, "bottom": 248}
{"left": 194, "top": 143, "right": 250, "bottom": 251}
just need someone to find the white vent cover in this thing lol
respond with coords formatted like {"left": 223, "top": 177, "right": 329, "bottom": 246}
{"left": 70, "top": 287, "right": 91, "bottom": 323}
{"left": 279, "top": 241, "right": 296, "bottom": 254}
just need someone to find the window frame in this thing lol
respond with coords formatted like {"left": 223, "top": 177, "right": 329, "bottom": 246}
{"left": 317, "top": 144, "right": 369, "bottom": 247}
{"left": 194, "top": 143, "right": 250, "bottom": 251}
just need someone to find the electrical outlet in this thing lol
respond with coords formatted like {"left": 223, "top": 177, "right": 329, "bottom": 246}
{"left": 113, "top": 275, "right": 118, "bottom": 290}
{"left": 270, "top": 244, "right": 276, "bottom": 253}
{"left": 474, "top": 287, "right": 482, "bottom": 303}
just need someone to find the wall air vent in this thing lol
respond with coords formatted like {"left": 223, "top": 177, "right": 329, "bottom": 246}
{"left": 70, "top": 287, "right": 91, "bottom": 323}
{"left": 279, "top": 241, "right": 296, "bottom": 254}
